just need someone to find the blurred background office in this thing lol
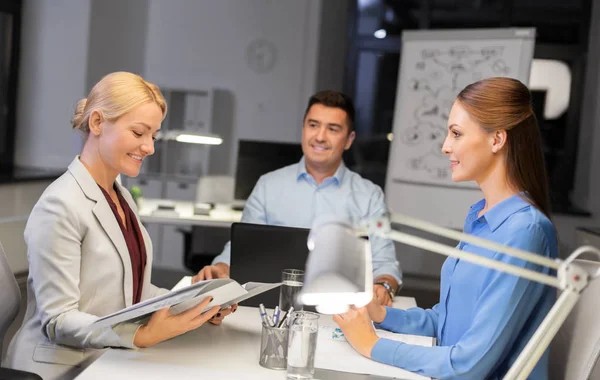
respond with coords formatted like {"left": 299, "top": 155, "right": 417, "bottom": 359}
{"left": 1, "top": 0, "right": 600, "bottom": 355}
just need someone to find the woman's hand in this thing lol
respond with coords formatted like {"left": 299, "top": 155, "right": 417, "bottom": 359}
{"left": 208, "top": 304, "right": 238, "bottom": 326}
{"left": 333, "top": 306, "right": 380, "bottom": 358}
{"left": 373, "top": 284, "right": 393, "bottom": 306}
{"left": 366, "top": 295, "right": 387, "bottom": 324}
{"left": 134, "top": 296, "right": 220, "bottom": 348}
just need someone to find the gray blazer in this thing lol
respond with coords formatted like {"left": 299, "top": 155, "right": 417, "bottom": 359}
{"left": 3, "top": 157, "right": 168, "bottom": 380}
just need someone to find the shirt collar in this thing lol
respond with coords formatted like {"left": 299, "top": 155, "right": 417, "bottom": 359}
{"left": 470, "top": 194, "right": 531, "bottom": 232}
{"left": 296, "top": 156, "right": 347, "bottom": 185}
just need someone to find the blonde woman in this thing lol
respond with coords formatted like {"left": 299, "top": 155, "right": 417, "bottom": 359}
{"left": 4, "top": 72, "right": 228, "bottom": 380}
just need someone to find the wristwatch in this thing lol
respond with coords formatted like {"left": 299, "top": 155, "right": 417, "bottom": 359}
{"left": 375, "top": 281, "right": 395, "bottom": 300}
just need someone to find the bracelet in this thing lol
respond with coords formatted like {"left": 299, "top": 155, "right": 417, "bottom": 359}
{"left": 375, "top": 281, "right": 395, "bottom": 300}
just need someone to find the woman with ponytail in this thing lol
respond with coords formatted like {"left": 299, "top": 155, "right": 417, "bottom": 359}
{"left": 334, "top": 77, "right": 557, "bottom": 380}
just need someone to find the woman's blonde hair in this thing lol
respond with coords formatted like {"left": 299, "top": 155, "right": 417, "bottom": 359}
{"left": 72, "top": 71, "right": 167, "bottom": 133}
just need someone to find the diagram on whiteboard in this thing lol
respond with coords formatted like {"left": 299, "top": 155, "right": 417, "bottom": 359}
{"left": 389, "top": 39, "right": 528, "bottom": 188}
{"left": 384, "top": 29, "right": 535, "bottom": 227}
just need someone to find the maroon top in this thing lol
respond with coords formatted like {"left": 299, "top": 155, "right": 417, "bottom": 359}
{"left": 98, "top": 184, "right": 147, "bottom": 304}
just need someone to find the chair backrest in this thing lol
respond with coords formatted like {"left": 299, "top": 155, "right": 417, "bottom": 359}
{"left": 0, "top": 240, "right": 21, "bottom": 359}
{"left": 550, "top": 259, "right": 600, "bottom": 380}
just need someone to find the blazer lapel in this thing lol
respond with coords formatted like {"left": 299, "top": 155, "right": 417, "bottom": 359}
{"left": 68, "top": 157, "right": 134, "bottom": 307}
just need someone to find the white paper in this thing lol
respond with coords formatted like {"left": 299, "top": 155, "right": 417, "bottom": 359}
{"left": 83, "top": 278, "right": 231, "bottom": 331}
{"left": 172, "top": 275, "right": 193, "bottom": 291}
{"left": 85, "top": 277, "right": 279, "bottom": 332}
{"left": 169, "top": 281, "right": 247, "bottom": 314}
{"left": 315, "top": 326, "right": 433, "bottom": 380}
{"left": 220, "top": 282, "right": 282, "bottom": 309}
{"left": 172, "top": 277, "right": 281, "bottom": 310}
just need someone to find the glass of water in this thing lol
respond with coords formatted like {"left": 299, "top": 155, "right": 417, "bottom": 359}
{"left": 279, "top": 269, "right": 304, "bottom": 312}
{"left": 286, "top": 311, "right": 319, "bottom": 380}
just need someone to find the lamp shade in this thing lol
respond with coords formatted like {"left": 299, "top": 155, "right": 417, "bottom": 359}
{"left": 299, "top": 219, "right": 373, "bottom": 314}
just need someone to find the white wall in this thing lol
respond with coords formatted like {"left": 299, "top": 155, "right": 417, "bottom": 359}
{"left": 14, "top": 0, "right": 91, "bottom": 170}
{"left": 13, "top": 0, "right": 347, "bottom": 177}
{"left": 6, "top": 0, "right": 348, "bottom": 271}
{"left": 142, "top": 0, "right": 322, "bottom": 174}
{"left": 86, "top": 0, "right": 150, "bottom": 91}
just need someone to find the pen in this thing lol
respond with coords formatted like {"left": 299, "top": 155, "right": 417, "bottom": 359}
{"left": 258, "top": 303, "right": 274, "bottom": 326}
{"left": 276, "top": 311, "right": 286, "bottom": 328}
{"left": 258, "top": 303, "right": 270, "bottom": 326}
{"left": 272, "top": 306, "right": 280, "bottom": 326}
{"left": 277, "top": 306, "right": 294, "bottom": 328}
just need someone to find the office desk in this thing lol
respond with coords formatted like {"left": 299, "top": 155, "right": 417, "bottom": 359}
{"left": 138, "top": 198, "right": 242, "bottom": 227}
{"left": 76, "top": 297, "right": 418, "bottom": 380}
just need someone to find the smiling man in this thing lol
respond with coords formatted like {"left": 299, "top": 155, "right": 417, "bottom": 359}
{"left": 194, "top": 90, "right": 402, "bottom": 306}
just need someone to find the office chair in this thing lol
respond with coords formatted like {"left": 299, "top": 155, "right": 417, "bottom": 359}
{"left": 0, "top": 240, "right": 43, "bottom": 380}
{"left": 550, "top": 259, "right": 600, "bottom": 380}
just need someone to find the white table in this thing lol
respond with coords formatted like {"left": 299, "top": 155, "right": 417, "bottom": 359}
{"left": 76, "top": 298, "right": 418, "bottom": 380}
{"left": 138, "top": 198, "right": 242, "bottom": 227}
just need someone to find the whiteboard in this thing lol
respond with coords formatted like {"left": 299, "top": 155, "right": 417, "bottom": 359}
{"left": 385, "top": 28, "right": 535, "bottom": 228}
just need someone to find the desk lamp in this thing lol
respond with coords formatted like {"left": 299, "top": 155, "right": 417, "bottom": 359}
{"left": 298, "top": 213, "right": 600, "bottom": 380}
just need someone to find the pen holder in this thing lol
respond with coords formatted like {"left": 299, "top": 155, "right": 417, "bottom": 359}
{"left": 259, "top": 323, "right": 289, "bottom": 370}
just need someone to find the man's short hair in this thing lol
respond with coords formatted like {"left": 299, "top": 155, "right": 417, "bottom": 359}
{"left": 303, "top": 90, "right": 356, "bottom": 132}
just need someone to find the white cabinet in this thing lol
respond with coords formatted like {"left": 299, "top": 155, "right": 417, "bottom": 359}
{"left": 184, "top": 91, "right": 213, "bottom": 132}
{"left": 154, "top": 178, "right": 198, "bottom": 270}
{"left": 119, "top": 86, "right": 215, "bottom": 271}
{"left": 121, "top": 177, "right": 162, "bottom": 198}
{"left": 165, "top": 180, "right": 197, "bottom": 202}
{"left": 158, "top": 225, "right": 188, "bottom": 271}
{"left": 121, "top": 87, "right": 214, "bottom": 271}
{"left": 161, "top": 88, "right": 214, "bottom": 179}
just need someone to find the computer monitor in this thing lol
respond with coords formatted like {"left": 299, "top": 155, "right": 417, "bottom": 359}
{"left": 229, "top": 222, "right": 310, "bottom": 308}
{"left": 234, "top": 140, "right": 303, "bottom": 200}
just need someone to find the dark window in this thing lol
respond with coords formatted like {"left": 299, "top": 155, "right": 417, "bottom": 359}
{"left": 0, "top": 1, "right": 21, "bottom": 171}
{"left": 345, "top": 0, "right": 592, "bottom": 215}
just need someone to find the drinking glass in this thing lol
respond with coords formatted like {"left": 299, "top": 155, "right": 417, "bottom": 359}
{"left": 279, "top": 269, "right": 304, "bottom": 312}
{"left": 286, "top": 311, "right": 319, "bottom": 379}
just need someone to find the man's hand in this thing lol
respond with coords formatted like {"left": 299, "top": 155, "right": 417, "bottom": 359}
{"left": 373, "top": 284, "right": 393, "bottom": 306}
{"left": 333, "top": 306, "right": 380, "bottom": 358}
{"left": 193, "top": 263, "right": 230, "bottom": 283}
{"left": 373, "top": 276, "right": 399, "bottom": 307}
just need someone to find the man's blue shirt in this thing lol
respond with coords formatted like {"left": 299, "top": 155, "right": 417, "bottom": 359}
{"left": 212, "top": 157, "right": 402, "bottom": 283}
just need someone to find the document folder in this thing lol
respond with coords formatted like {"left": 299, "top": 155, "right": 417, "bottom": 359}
{"left": 84, "top": 278, "right": 280, "bottom": 332}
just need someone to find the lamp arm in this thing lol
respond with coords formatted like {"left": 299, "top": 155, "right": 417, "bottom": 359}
{"left": 505, "top": 288, "right": 579, "bottom": 380}
{"left": 383, "top": 229, "right": 561, "bottom": 288}
{"left": 506, "top": 244, "right": 600, "bottom": 380}
{"left": 387, "top": 214, "right": 561, "bottom": 269}
{"left": 363, "top": 214, "right": 600, "bottom": 380}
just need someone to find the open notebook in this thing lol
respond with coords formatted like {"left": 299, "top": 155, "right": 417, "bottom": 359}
{"left": 83, "top": 277, "right": 280, "bottom": 332}
{"left": 316, "top": 326, "right": 434, "bottom": 380}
